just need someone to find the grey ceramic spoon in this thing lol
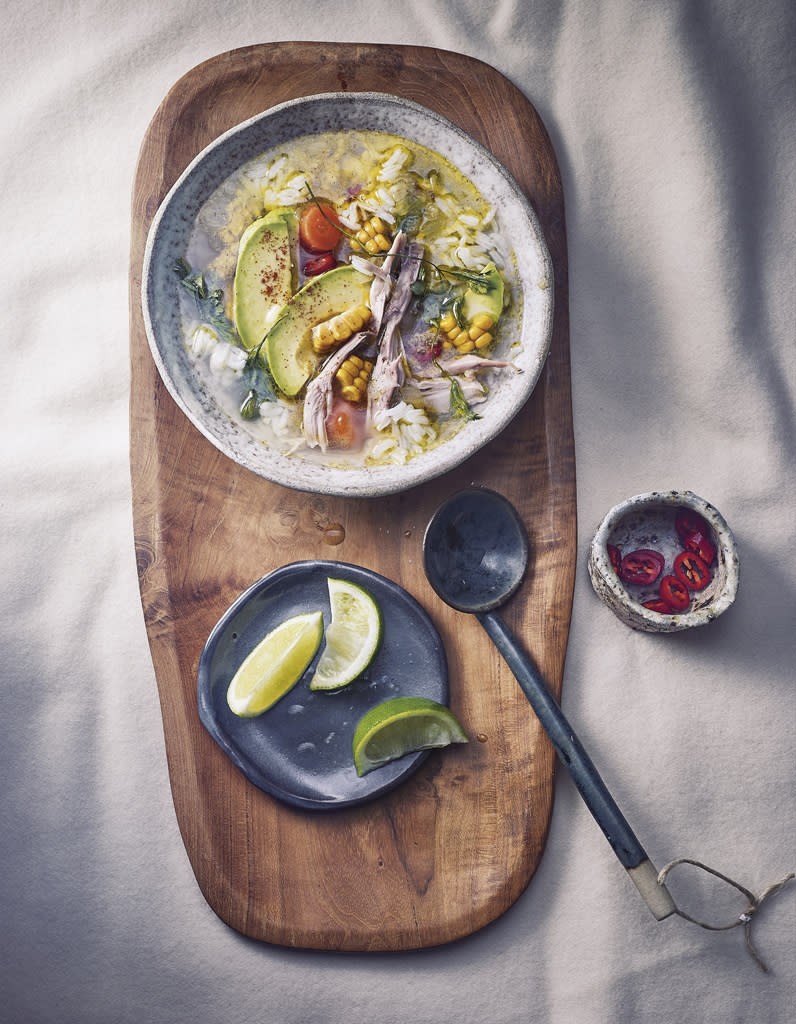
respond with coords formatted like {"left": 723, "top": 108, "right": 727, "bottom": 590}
{"left": 422, "top": 487, "right": 675, "bottom": 920}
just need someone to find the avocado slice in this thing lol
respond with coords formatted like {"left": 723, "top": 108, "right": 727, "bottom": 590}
{"left": 233, "top": 209, "right": 296, "bottom": 350}
{"left": 265, "top": 264, "right": 372, "bottom": 396}
{"left": 461, "top": 261, "right": 504, "bottom": 324}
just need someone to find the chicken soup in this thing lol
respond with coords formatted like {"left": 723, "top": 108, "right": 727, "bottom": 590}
{"left": 177, "top": 129, "right": 522, "bottom": 469}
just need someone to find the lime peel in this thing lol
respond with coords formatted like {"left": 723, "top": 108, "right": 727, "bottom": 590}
{"left": 226, "top": 610, "right": 324, "bottom": 717}
{"left": 309, "top": 578, "right": 383, "bottom": 691}
{"left": 352, "top": 697, "right": 468, "bottom": 776}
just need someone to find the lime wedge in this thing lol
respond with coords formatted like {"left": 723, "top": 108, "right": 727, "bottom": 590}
{"left": 226, "top": 610, "right": 324, "bottom": 717}
{"left": 352, "top": 697, "right": 468, "bottom": 776}
{"left": 309, "top": 578, "right": 383, "bottom": 691}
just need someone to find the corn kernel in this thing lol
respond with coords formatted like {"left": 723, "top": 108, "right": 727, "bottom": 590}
{"left": 456, "top": 339, "right": 475, "bottom": 354}
{"left": 343, "top": 305, "right": 370, "bottom": 332}
{"left": 467, "top": 325, "right": 484, "bottom": 341}
{"left": 439, "top": 313, "right": 457, "bottom": 332}
{"left": 475, "top": 331, "right": 494, "bottom": 349}
{"left": 352, "top": 216, "right": 392, "bottom": 253}
{"left": 341, "top": 309, "right": 363, "bottom": 331}
{"left": 472, "top": 313, "right": 495, "bottom": 331}
{"left": 311, "top": 322, "right": 334, "bottom": 354}
{"left": 336, "top": 354, "right": 373, "bottom": 402}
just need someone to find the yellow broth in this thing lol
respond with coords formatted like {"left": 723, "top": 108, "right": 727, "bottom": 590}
{"left": 180, "top": 130, "right": 522, "bottom": 469}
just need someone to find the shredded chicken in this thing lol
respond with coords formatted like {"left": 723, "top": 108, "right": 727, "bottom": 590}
{"left": 437, "top": 353, "right": 520, "bottom": 375}
{"left": 367, "top": 231, "right": 405, "bottom": 332}
{"left": 301, "top": 229, "right": 515, "bottom": 451}
{"left": 302, "top": 332, "right": 373, "bottom": 450}
{"left": 349, "top": 254, "right": 390, "bottom": 282}
{"left": 301, "top": 234, "right": 410, "bottom": 451}
{"left": 407, "top": 375, "right": 488, "bottom": 414}
{"left": 368, "top": 240, "right": 424, "bottom": 420}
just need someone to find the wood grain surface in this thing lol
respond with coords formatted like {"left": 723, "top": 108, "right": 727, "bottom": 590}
{"left": 128, "top": 41, "right": 576, "bottom": 951}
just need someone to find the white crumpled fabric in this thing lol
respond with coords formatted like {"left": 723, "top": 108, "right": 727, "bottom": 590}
{"left": 2, "top": 2, "right": 794, "bottom": 1022}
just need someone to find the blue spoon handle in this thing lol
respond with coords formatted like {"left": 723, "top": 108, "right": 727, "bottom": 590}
{"left": 477, "top": 609, "right": 675, "bottom": 920}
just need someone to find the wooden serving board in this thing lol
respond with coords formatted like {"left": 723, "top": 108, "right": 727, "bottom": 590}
{"left": 129, "top": 41, "right": 575, "bottom": 951}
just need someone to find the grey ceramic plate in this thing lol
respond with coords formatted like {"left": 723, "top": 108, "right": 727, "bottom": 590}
{"left": 142, "top": 91, "right": 554, "bottom": 497}
{"left": 197, "top": 561, "right": 449, "bottom": 810}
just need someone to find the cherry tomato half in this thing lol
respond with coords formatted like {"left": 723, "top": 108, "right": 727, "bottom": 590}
{"left": 303, "top": 252, "right": 337, "bottom": 276}
{"left": 607, "top": 544, "right": 622, "bottom": 573}
{"left": 675, "top": 508, "right": 710, "bottom": 540}
{"left": 683, "top": 530, "right": 716, "bottom": 566}
{"left": 299, "top": 203, "right": 342, "bottom": 253}
{"left": 674, "top": 550, "right": 711, "bottom": 590}
{"left": 643, "top": 599, "right": 674, "bottom": 615}
{"left": 619, "top": 548, "right": 665, "bottom": 585}
{"left": 659, "top": 574, "right": 690, "bottom": 611}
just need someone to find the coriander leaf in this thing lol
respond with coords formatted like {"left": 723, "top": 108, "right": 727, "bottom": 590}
{"left": 410, "top": 261, "right": 429, "bottom": 298}
{"left": 239, "top": 389, "right": 260, "bottom": 420}
{"left": 433, "top": 359, "right": 482, "bottom": 422}
{"left": 174, "top": 259, "right": 237, "bottom": 343}
{"left": 448, "top": 375, "right": 482, "bottom": 421}
{"left": 398, "top": 197, "right": 425, "bottom": 235}
{"left": 239, "top": 336, "right": 278, "bottom": 412}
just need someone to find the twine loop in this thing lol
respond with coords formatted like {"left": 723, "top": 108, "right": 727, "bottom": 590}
{"left": 657, "top": 858, "right": 794, "bottom": 973}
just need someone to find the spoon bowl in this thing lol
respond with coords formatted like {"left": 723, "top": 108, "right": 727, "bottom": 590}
{"left": 423, "top": 488, "right": 529, "bottom": 613}
{"left": 423, "top": 487, "right": 676, "bottom": 920}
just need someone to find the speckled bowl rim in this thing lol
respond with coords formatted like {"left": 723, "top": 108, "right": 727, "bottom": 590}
{"left": 588, "top": 490, "right": 740, "bottom": 632}
{"left": 141, "top": 91, "right": 554, "bottom": 497}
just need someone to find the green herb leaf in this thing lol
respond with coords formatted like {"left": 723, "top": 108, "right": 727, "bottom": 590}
{"left": 174, "top": 259, "right": 237, "bottom": 343}
{"left": 439, "top": 266, "right": 491, "bottom": 291}
{"left": 448, "top": 375, "right": 482, "bottom": 421}
{"left": 240, "top": 336, "right": 278, "bottom": 409}
{"left": 410, "top": 261, "right": 429, "bottom": 298}
{"left": 461, "top": 272, "right": 490, "bottom": 294}
{"left": 239, "top": 389, "right": 260, "bottom": 420}
{"left": 434, "top": 359, "right": 482, "bottom": 422}
{"left": 398, "top": 197, "right": 425, "bottom": 236}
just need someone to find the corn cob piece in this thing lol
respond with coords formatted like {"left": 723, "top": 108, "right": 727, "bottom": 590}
{"left": 335, "top": 354, "right": 374, "bottom": 403}
{"left": 350, "top": 216, "right": 392, "bottom": 254}
{"left": 311, "top": 304, "right": 372, "bottom": 354}
{"left": 438, "top": 311, "right": 495, "bottom": 354}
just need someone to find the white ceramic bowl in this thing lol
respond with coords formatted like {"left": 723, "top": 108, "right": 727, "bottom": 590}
{"left": 142, "top": 92, "right": 554, "bottom": 497}
{"left": 588, "top": 490, "right": 739, "bottom": 633}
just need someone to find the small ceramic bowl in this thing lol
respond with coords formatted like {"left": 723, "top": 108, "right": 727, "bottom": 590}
{"left": 588, "top": 490, "right": 739, "bottom": 633}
